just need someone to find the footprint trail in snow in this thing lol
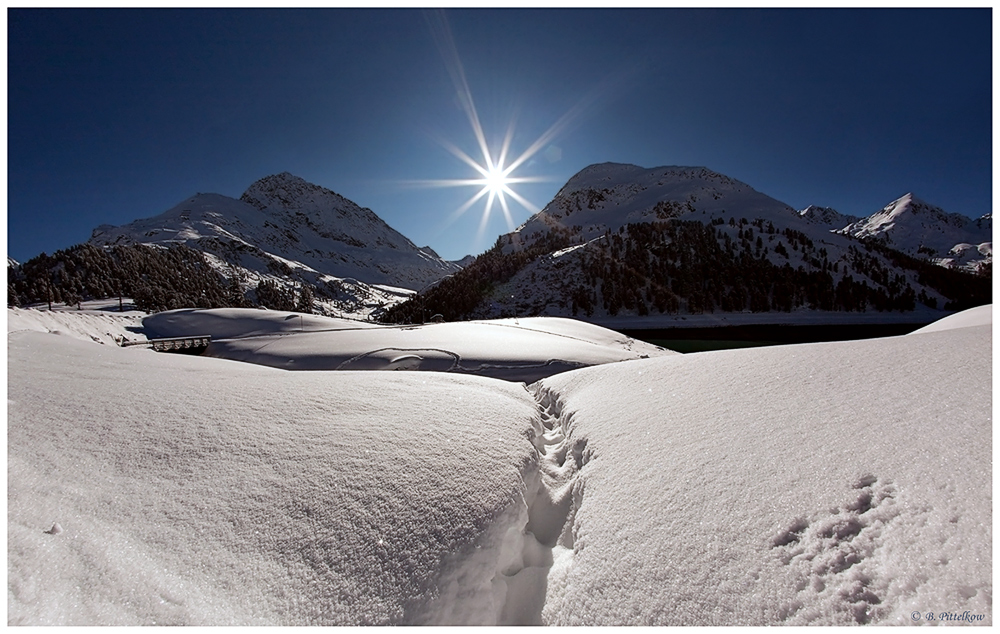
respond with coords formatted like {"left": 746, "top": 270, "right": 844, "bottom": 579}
{"left": 492, "top": 384, "right": 587, "bottom": 625}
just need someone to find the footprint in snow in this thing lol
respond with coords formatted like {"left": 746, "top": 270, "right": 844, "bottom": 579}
{"left": 769, "top": 475, "right": 897, "bottom": 624}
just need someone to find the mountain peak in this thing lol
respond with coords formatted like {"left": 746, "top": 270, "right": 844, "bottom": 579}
{"left": 506, "top": 163, "right": 798, "bottom": 255}
{"left": 838, "top": 192, "right": 990, "bottom": 264}
{"left": 240, "top": 172, "right": 326, "bottom": 211}
{"left": 798, "top": 205, "right": 859, "bottom": 228}
{"left": 89, "top": 172, "right": 461, "bottom": 296}
{"left": 254, "top": 171, "right": 304, "bottom": 184}
{"left": 870, "top": 194, "right": 967, "bottom": 228}
{"left": 884, "top": 193, "right": 935, "bottom": 215}
{"left": 567, "top": 163, "right": 715, "bottom": 186}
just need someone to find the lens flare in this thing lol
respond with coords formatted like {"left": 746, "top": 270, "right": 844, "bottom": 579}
{"left": 415, "top": 10, "right": 629, "bottom": 244}
{"left": 418, "top": 11, "right": 554, "bottom": 241}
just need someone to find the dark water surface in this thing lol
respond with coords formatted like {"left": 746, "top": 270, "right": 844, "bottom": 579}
{"left": 621, "top": 322, "right": 930, "bottom": 354}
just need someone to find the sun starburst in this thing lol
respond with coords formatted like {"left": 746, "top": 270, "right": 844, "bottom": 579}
{"left": 413, "top": 100, "right": 554, "bottom": 244}
{"left": 483, "top": 164, "right": 507, "bottom": 195}
{"left": 412, "top": 10, "right": 620, "bottom": 245}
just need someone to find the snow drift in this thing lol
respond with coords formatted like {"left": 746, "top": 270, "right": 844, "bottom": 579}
{"left": 142, "top": 308, "right": 672, "bottom": 382}
{"left": 912, "top": 303, "right": 991, "bottom": 334}
{"left": 533, "top": 312, "right": 991, "bottom": 625}
{"left": 8, "top": 331, "right": 541, "bottom": 625}
{"left": 7, "top": 303, "right": 145, "bottom": 346}
{"left": 7, "top": 304, "right": 992, "bottom": 625}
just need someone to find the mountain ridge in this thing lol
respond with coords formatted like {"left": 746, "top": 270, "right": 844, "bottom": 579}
{"left": 12, "top": 164, "right": 989, "bottom": 322}
{"left": 381, "top": 162, "right": 990, "bottom": 325}
{"left": 509, "top": 163, "right": 990, "bottom": 273}
{"left": 837, "top": 193, "right": 991, "bottom": 268}
{"left": 88, "top": 172, "right": 462, "bottom": 318}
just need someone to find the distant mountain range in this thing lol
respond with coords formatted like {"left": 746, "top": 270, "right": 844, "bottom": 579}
{"left": 9, "top": 165, "right": 991, "bottom": 322}
{"left": 506, "top": 163, "right": 990, "bottom": 272}
{"left": 835, "top": 193, "right": 991, "bottom": 271}
{"left": 381, "top": 163, "right": 990, "bottom": 324}
{"left": 87, "top": 172, "right": 464, "bottom": 317}
{"left": 798, "top": 194, "right": 991, "bottom": 272}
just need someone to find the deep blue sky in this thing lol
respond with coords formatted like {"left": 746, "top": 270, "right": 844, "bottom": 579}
{"left": 7, "top": 8, "right": 992, "bottom": 263}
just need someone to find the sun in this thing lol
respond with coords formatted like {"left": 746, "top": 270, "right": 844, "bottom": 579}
{"left": 483, "top": 164, "right": 509, "bottom": 195}
{"left": 415, "top": 10, "right": 594, "bottom": 243}
{"left": 425, "top": 124, "right": 546, "bottom": 242}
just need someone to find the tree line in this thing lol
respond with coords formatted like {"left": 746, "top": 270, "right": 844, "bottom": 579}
{"left": 7, "top": 242, "right": 323, "bottom": 314}
{"left": 377, "top": 229, "right": 576, "bottom": 323}
{"left": 378, "top": 218, "right": 991, "bottom": 323}
{"left": 10, "top": 220, "right": 988, "bottom": 321}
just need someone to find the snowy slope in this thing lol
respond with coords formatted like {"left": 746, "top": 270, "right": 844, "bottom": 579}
{"left": 511, "top": 164, "right": 989, "bottom": 269}
{"left": 237, "top": 172, "right": 459, "bottom": 288}
{"left": 533, "top": 314, "right": 991, "bottom": 625}
{"left": 521, "top": 172, "right": 994, "bottom": 275}
{"left": 8, "top": 329, "right": 541, "bottom": 625}
{"left": 939, "top": 240, "right": 993, "bottom": 273}
{"left": 6, "top": 305, "right": 992, "bottom": 625}
{"left": 142, "top": 308, "right": 672, "bottom": 382}
{"left": 839, "top": 194, "right": 992, "bottom": 271}
{"left": 7, "top": 304, "right": 146, "bottom": 346}
{"left": 89, "top": 173, "right": 460, "bottom": 318}
{"left": 448, "top": 163, "right": 982, "bottom": 323}
{"left": 507, "top": 163, "right": 802, "bottom": 250}
{"left": 912, "top": 303, "right": 991, "bottom": 333}
{"left": 142, "top": 307, "right": 380, "bottom": 339}
{"left": 797, "top": 204, "right": 860, "bottom": 228}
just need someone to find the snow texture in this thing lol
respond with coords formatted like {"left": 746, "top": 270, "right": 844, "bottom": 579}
{"left": 142, "top": 308, "right": 673, "bottom": 382}
{"left": 534, "top": 313, "right": 991, "bottom": 625}
{"left": 7, "top": 305, "right": 992, "bottom": 625}
{"left": 8, "top": 328, "right": 541, "bottom": 625}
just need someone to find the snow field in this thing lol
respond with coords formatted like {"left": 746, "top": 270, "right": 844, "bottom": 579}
{"left": 7, "top": 330, "right": 542, "bottom": 625}
{"left": 7, "top": 304, "right": 145, "bottom": 345}
{"left": 143, "top": 309, "right": 673, "bottom": 381}
{"left": 7, "top": 305, "right": 991, "bottom": 625}
{"left": 142, "top": 307, "right": 380, "bottom": 340}
{"left": 534, "top": 320, "right": 991, "bottom": 625}
{"left": 912, "top": 303, "right": 991, "bottom": 334}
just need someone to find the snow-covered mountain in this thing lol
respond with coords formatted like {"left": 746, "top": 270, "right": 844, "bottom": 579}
{"left": 89, "top": 173, "right": 460, "bottom": 318}
{"left": 510, "top": 165, "right": 989, "bottom": 265}
{"left": 506, "top": 163, "right": 801, "bottom": 251}
{"left": 797, "top": 205, "right": 860, "bottom": 229}
{"left": 384, "top": 163, "right": 990, "bottom": 325}
{"left": 449, "top": 254, "right": 477, "bottom": 268}
{"left": 837, "top": 193, "right": 992, "bottom": 272}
